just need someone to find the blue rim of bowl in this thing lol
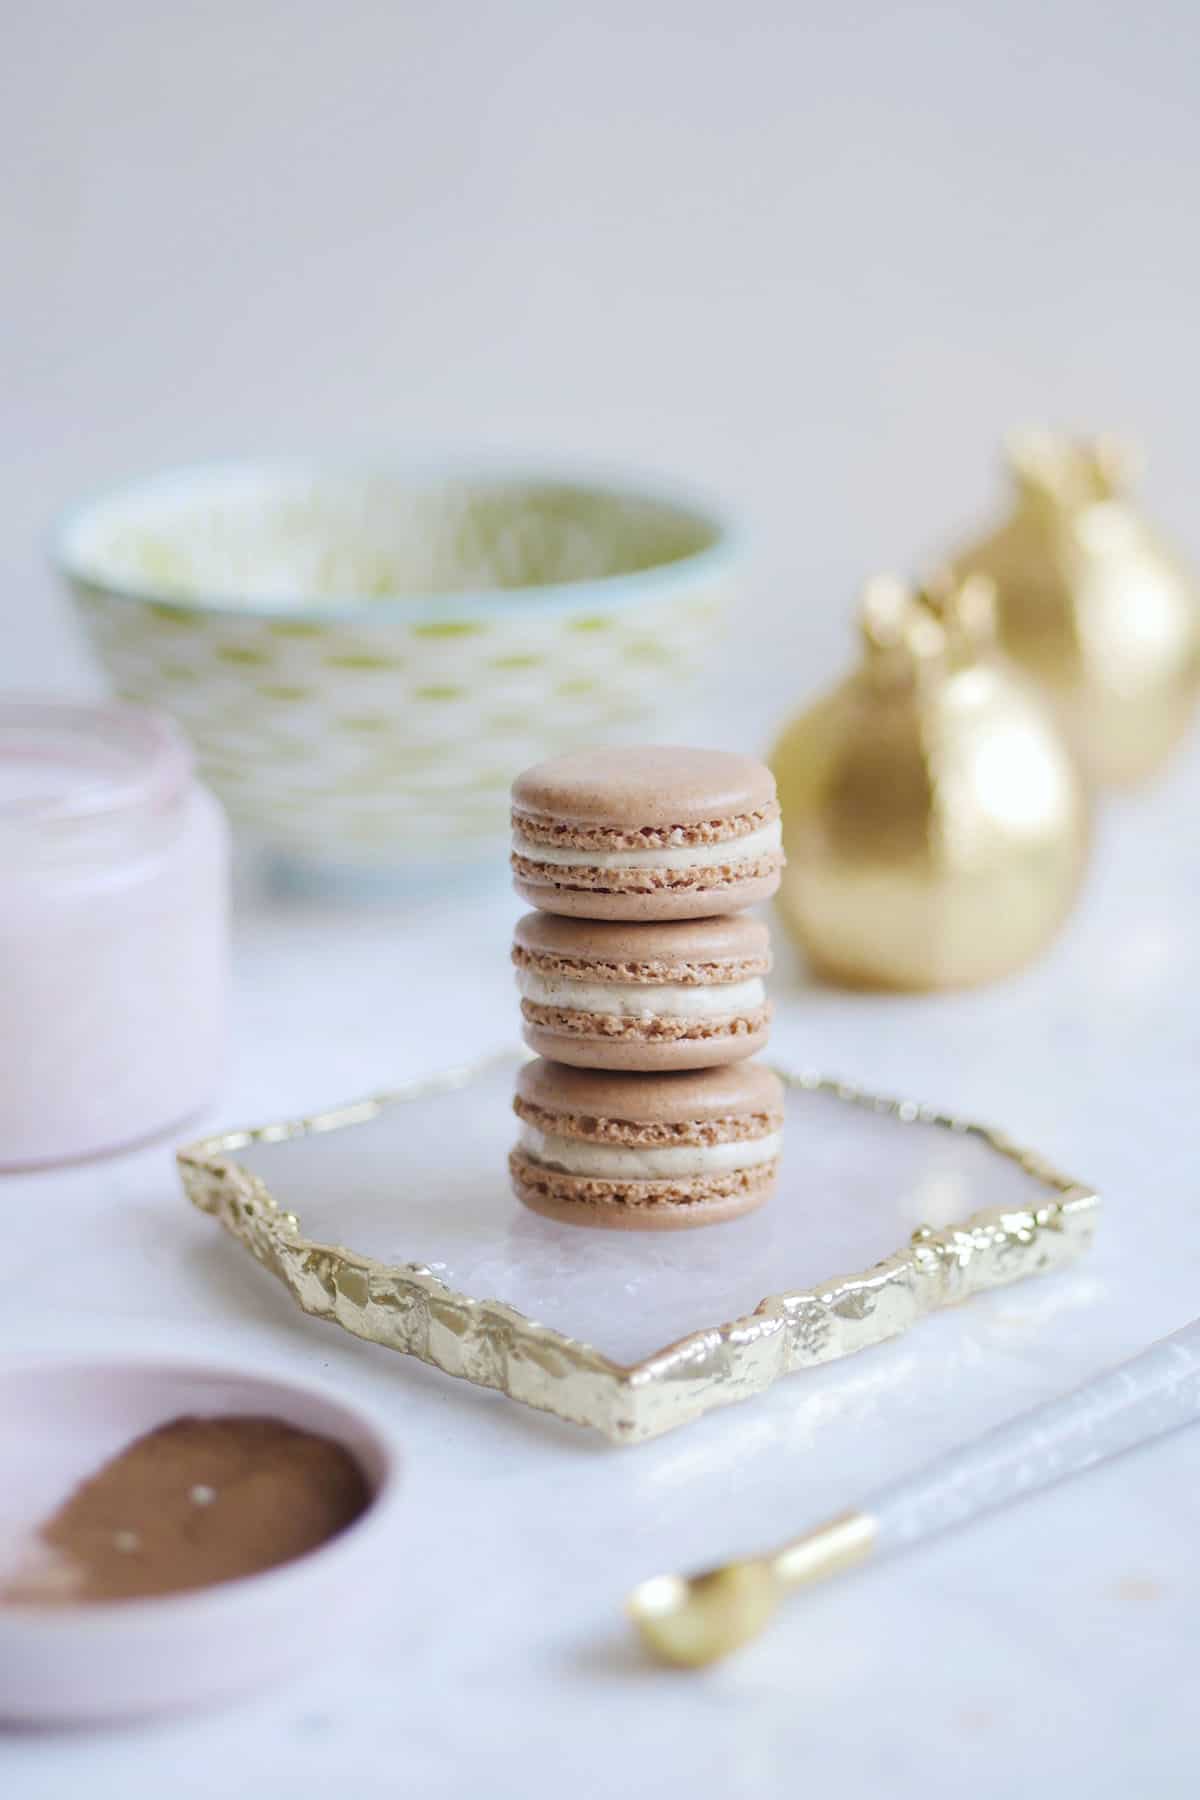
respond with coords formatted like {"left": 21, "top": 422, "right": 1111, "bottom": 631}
{"left": 49, "top": 457, "right": 744, "bottom": 625}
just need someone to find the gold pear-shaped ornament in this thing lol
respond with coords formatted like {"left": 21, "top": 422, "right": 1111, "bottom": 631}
{"left": 953, "top": 433, "right": 1200, "bottom": 785}
{"left": 770, "top": 574, "right": 1089, "bottom": 990}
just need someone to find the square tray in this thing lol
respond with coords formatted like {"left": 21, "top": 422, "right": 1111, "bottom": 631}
{"left": 179, "top": 1053, "right": 1097, "bottom": 1442}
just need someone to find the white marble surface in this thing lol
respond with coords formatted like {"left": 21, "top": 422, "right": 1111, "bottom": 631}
{"left": 4, "top": 2, "right": 1200, "bottom": 1793}
{"left": 3, "top": 765, "right": 1200, "bottom": 1799}
{"left": 234, "top": 1053, "right": 1045, "bottom": 1370}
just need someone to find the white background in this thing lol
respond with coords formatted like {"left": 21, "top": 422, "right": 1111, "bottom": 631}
{"left": 4, "top": 4, "right": 1200, "bottom": 1796}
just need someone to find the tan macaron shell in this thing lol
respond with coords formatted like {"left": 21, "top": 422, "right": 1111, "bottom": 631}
{"left": 511, "top": 872, "right": 781, "bottom": 923}
{"left": 514, "top": 1057, "right": 784, "bottom": 1133}
{"left": 510, "top": 1060, "right": 784, "bottom": 1230}
{"left": 512, "top": 911, "right": 772, "bottom": 976}
{"left": 512, "top": 746, "right": 778, "bottom": 830}
{"left": 513, "top": 912, "right": 772, "bottom": 1071}
{"left": 511, "top": 746, "right": 783, "bottom": 921}
{"left": 509, "top": 1160, "right": 777, "bottom": 1231}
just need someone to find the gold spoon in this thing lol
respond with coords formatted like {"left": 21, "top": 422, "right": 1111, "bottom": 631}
{"left": 628, "top": 1512, "right": 874, "bottom": 1667}
{"left": 628, "top": 1318, "right": 1200, "bottom": 1667}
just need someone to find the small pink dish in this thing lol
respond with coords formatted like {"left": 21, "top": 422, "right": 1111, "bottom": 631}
{"left": 0, "top": 1355, "right": 401, "bottom": 1726}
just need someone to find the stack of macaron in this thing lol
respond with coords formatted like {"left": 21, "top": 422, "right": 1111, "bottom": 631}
{"left": 508, "top": 746, "right": 786, "bottom": 1231}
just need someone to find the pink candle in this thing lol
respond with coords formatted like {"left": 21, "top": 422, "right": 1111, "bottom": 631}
{"left": 0, "top": 700, "right": 229, "bottom": 1167}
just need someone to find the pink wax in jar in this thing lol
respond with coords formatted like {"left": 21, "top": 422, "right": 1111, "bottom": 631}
{"left": 0, "top": 700, "right": 229, "bottom": 1168}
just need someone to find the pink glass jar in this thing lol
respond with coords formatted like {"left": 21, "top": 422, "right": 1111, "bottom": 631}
{"left": 0, "top": 700, "right": 229, "bottom": 1168}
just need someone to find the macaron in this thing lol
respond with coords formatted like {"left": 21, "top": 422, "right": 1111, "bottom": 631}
{"left": 512, "top": 911, "right": 772, "bottom": 1071}
{"left": 510, "top": 1058, "right": 785, "bottom": 1231}
{"left": 511, "top": 746, "right": 783, "bottom": 921}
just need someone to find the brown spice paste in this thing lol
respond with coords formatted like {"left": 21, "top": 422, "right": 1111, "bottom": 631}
{"left": 4, "top": 1415, "right": 370, "bottom": 1604}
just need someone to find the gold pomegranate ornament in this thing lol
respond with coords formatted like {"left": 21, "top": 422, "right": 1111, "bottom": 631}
{"left": 953, "top": 432, "right": 1200, "bottom": 785}
{"left": 770, "top": 572, "right": 1089, "bottom": 990}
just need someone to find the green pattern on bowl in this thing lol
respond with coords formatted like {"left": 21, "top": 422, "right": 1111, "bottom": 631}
{"left": 56, "top": 465, "right": 738, "bottom": 871}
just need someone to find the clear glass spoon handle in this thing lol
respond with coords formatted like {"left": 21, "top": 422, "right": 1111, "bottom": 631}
{"left": 869, "top": 1318, "right": 1200, "bottom": 1553}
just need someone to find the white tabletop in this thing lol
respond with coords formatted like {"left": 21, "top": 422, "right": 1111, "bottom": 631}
{"left": 4, "top": 756, "right": 1199, "bottom": 1799}
{"left": 5, "top": 3, "right": 1200, "bottom": 1793}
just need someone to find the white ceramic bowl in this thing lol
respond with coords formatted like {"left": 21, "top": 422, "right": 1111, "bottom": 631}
{"left": 0, "top": 1355, "right": 400, "bottom": 1724}
{"left": 54, "top": 462, "right": 741, "bottom": 884}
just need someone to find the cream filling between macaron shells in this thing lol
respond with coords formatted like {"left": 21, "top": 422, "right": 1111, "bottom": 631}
{"left": 516, "top": 968, "right": 767, "bottom": 1019}
{"left": 517, "top": 1124, "right": 782, "bottom": 1180}
{"left": 511, "top": 817, "right": 782, "bottom": 871}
